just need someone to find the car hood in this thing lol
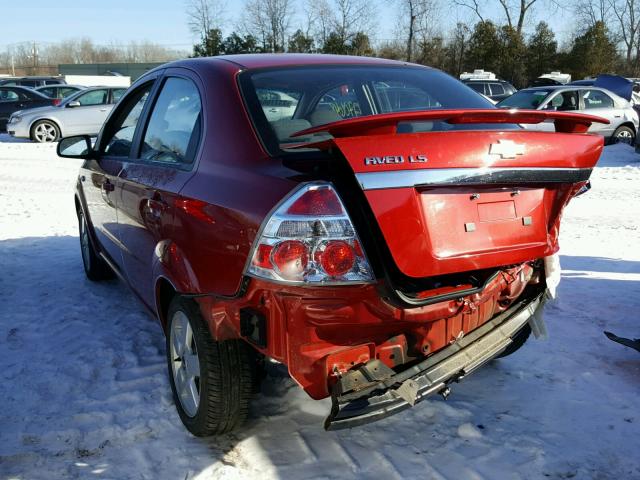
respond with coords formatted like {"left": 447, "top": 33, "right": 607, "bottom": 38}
{"left": 594, "top": 74, "right": 633, "bottom": 101}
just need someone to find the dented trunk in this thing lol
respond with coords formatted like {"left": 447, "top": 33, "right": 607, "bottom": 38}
{"left": 294, "top": 110, "right": 605, "bottom": 280}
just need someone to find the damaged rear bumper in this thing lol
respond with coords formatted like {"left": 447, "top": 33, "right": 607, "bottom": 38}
{"left": 325, "top": 291, "right": 547, "bottom": 430}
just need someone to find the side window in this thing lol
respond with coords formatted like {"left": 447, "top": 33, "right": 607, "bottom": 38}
{"left": 373, "top": 80, "right": 442, "bottom": 112}
{"left": 75, "top": 89, "right": 108, "bottom": 106}
{"left": 111, "top": 88, "right": 127, "bottom": 104}
{"left": 140, "top": 77, "right": 202, "bottom": 166}
{"left": 20, "top": 80, "right": 37, "bottom": 88}
{"left": 582, "top": 90, "right": 614, "bottom": 109}
{"left": 550, "top": 91, "right": 578, "bottom": 111}
{"left": 39, "top": 87, "right": 54, "bottom": 97}
{"left": 467, "top": 83, "right": 486, "bottom": 94}
{"left": 0, "top": 89, "right": 19, "bottom": 102}
{"left": 102, "top": 83, "right": 153, "bottom": 157}
{"left": 490, "top": 83, "right": 505, "bottom": 95}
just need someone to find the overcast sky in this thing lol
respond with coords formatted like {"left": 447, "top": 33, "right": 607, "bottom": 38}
{"left": 0, "top": 0, "right": 572, "bottom": 51}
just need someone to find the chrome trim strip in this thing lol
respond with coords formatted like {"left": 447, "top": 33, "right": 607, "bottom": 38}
{"left": 355, "top": 167, "right": 592, "bottom": 190}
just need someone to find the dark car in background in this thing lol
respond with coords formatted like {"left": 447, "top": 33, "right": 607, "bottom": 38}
{"left": 0, "top": 76, "right": 66, "bottom": 88}
{"left": 462, "top": 79, "right": 517, "bottom": 101}
{"left": 0, "top": 86, "right": 55, "bottom": 131}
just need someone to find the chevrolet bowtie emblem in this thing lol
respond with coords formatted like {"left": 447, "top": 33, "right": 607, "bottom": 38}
{"left": 489, "top": 140, "right": 525, "bottom": 159}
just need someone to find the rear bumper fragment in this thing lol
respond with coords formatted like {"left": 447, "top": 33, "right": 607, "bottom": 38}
{"left": 324, "top": 291, "right": 546, "bottom": 430}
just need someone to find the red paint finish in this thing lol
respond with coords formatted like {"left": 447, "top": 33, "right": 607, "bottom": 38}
{"left": 293, "top": 109, "right": 609, "bottom": 138}
{"left": 72, "top": 55, "right": 604, "bottom": 407}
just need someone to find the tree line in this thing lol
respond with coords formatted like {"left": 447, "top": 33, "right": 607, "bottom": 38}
{"left": 189, "top": 0, "right": 638, "bottom": 87}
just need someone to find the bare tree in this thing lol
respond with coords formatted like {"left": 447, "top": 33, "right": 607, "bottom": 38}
{"left": 305, "top": 0, "right": 335, "bottom": 45}
{"left": 186, "top": 0, "right": 227, "bottom": 39}
{"left": 396, "top": 0, "right": 439, "bottom": 61}
{"left": 333, "top": 0, "right": 377, "bottom": 44}
{"left": 453, "top": 0, "right": 550, "bottom": 36}
{"left": 575, "top": 0, "right": 611, "bottom": 26}
{"left": 611, "top": 0, "right": 640, "bottom": 62}
{"left": 242, "top": 0, "right": 294, "bottom": 52}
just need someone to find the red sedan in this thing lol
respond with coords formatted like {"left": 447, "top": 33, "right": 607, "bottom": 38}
{"left": 58, "top": 54, "right": 606, "bottom": 436}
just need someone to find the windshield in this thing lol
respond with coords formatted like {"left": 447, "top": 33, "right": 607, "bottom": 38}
{"left": 239, "top": 66, "right": 499, "bottom": 154}
{"left": 497, "top": 90, "right": 551, "bottom": 109}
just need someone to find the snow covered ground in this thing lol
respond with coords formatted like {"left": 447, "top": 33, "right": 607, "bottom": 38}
{"left": 0, "top": 135, "right": 639, "bottom": 480}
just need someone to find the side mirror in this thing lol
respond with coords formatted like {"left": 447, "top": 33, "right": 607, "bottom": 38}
{"left": 67, "top": 100, "right": 81, "bottom": 108}
{"left": 57, "top": 135, "right": 93, "bottom": 159}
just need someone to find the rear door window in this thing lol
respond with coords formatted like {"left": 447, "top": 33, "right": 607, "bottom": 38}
{"left": 140, "top": 77, "right": 202, "bottom": 167}
{"left": 467, "top": 83, "right": 486, "bottom": 94}
{"left": 582, "top": 90, "right": 614, "bottom": 109}
{"left": 373, "top": 81, "right": 441, "bottom": 112}
{"left": 111, "top": 88, "right": 127, "bottom": 104}
{"left": 489, "top": 83, "right": 505, "bottom": 95}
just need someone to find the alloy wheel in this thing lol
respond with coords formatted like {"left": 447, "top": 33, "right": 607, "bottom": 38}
{"left": 615, "top": 129, "right": 634, "bottom": 144}
{"left": 33, "top": 122, "right": 58, "bottom": 143}
{"left": 170, "top": 311, "right": 201, "bottom": 417}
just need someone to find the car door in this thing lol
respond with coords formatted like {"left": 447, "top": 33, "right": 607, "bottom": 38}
{"left": 580, "top": 89, "right": 617, "bottom": 137}
{"left": 116, "top": 71, "right": 203, "bottom": 308}
{"left": 63, "top": 88, "right": 111, "bottom": 135}
{"left": 86, "top": 78, "right": 161, "bottom": 272}
{"left": 0, "top": 88, "right": 21, "bottom": 130}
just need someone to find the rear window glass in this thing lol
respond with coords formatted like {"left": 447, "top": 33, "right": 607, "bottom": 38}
{"left": 239, "top": 66, "right": 498, "bottom": 154}
{"left": 497, "top": 90, "right": 550, "bottom": 109}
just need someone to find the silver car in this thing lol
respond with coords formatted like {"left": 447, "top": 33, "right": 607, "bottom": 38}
{"left": 497, "top": 86, "right": 640, "bottom": 144}
{"left": 7, "top": 86, "right": 127, "bottom": 143}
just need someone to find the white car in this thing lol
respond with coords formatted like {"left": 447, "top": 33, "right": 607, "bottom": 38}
{"left": 7, "top": 86, "right": 127, "bottom": 143}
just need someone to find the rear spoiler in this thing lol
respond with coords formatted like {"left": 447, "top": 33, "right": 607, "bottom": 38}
{"left": 291, "top": 109, "right": 609, "bottom": 139}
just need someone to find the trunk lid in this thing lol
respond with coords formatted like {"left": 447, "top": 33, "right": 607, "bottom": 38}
{"left": 293, "top": 110, "right": 605, "bottom": 278}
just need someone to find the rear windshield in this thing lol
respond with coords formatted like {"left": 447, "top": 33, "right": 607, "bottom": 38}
{"left": 238, "top": 66, "right": 500, "bottom": 154}
{"left": 497, "top": 90, "right": 551, "bottom": 109}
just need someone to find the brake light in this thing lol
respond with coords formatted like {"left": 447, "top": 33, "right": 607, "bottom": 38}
{"left": 247, "top": 183, "right": 374, "bottom": 284}
{"left": 53, "top": 99, "right": 61, "bottom": 106}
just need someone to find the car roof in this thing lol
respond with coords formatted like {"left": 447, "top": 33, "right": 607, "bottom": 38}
{"left": 35, "top": 84, "right": 84, "bottom": 90}
{"left": 0, "top": 84, "right": 48, "bottom": 94}
{"left": 520, "top": 85, "right": 601, "bottom": 92}
{"left": 463, "top": 78, "right": 509, "bottom": 82}
{"left": 164, "top": 54, "right": 416, "bottom": 71}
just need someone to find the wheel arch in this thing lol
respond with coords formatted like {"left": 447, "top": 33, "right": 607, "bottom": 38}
{"left": 155, "top": 275, "right": 178, "bottom": 332}
{"left": 29, "top": 117, "right": 62, "bottom": 139}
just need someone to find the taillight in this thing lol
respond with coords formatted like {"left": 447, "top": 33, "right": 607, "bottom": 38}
{"left": 247, "top": 183, "right": 374, "bottom": 284}
{"left": 53, "top": 99, "right": 61, "bottom": 106}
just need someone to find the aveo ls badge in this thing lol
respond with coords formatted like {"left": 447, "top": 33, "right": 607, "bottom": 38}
{"left": 364, "top": 154, "right": 428, "bottom": 165}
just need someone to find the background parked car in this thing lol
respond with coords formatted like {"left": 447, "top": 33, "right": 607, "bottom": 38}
{"left": 0, "top": 76, "right": 66, "bottom": 88}
{"left": 7, "top": 86, "right": 127, "bottom": 142}
{"left": 496, "top": 85, "right": 639, "bottom": 144}
{"left": 0, "top": 86, "right": 56, "bottom": 132}
{"left": 35, "top": 85, "right": 86, "bottom": 104}
{"left": 462, "top": 79, "right": 517, "bottom": 101}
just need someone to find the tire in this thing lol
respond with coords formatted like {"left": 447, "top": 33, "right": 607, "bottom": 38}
{"left": 496, "top": 323, "right": 531, "bottom": 359}
{"left": 166, "top": 296, "right": 253, "bottom": 436}
{"left": 30, "top": 119, "right": 61, "bottom": 143}
{"left": 611, "top": 126, "right": 635, "bottom": 145}
{"left": 78, "top": 210, "right": 114, "bottom": 281}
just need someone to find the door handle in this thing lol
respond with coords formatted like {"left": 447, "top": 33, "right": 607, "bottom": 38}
{"left": 102, "top": 180, "right": 115, "bottom": 192}
{"left": 146, "top": 194, "right": 168, "bottom": 219}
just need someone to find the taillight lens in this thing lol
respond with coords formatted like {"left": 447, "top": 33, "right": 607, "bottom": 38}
{"left": 247, "top": 183, "right": 374, "bottom": 284}
{"left": 53, "top": 99, "right": 61, "bottom": 106}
